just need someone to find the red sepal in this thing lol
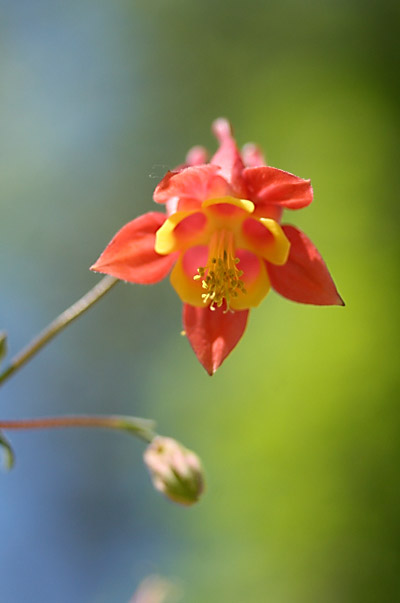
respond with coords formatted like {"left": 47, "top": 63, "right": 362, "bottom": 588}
{"left": 242, "top": 166, "right": 313, "bottom": 210}
{"left": 183, "top": 303, "right": 249, "bottom": 375}
{"left": 90, "top": 212, "right": 176, "bottom": 284}
{"left": 267, "top": 225, "right": 344, "bottom": 305}
{"left": 153, "top": 165, "right": 230, "bottom": 212}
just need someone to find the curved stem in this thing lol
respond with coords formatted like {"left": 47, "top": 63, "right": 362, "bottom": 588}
{"left": 0, "top": 415, "right": 156, "bottom": 443}
{"left": 0, "top": 275, "right": 118, "bottom": 387}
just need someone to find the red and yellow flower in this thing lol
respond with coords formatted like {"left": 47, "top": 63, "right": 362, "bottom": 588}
{"left": 91, "top": 119, "right": 343, "bottom": 374}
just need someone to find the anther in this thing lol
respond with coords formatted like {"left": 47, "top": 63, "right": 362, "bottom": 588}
{"left": 192, "top": 230, "right": 246, "bottom": 311}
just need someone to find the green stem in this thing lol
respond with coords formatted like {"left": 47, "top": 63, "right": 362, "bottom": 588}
{"left": 0, "top": 275, "right": 118, "bottom": 387}
{"left": 0, "top": 415, "right": 156, "bottom": 443}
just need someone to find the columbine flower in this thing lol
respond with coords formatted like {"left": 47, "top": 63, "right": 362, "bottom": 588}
{"left": 91, "top": 119, "right": 343, "bottom": 374}
{"left": 143, "top": 436, "right": 204, "bottom": 506}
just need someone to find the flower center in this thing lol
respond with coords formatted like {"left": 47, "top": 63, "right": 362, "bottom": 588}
{"left": 193, "top": 230, "right": 246, "bottom": 311}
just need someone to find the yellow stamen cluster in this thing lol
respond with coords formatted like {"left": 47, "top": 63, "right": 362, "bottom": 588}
{"left": 193, "top": 230, "right": 246, "bottom": 311}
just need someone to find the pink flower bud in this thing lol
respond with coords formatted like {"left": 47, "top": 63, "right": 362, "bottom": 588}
{"left": 143, "top": 436, "right": 204, "bottom": 506}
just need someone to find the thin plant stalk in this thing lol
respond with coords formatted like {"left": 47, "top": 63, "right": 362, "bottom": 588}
{"left": 0, "top": 414, "right": 156, "bottom": 443}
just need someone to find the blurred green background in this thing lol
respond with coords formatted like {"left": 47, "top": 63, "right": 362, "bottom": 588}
{"left": 1, "top": 0, "right": 399, "bottom": 601}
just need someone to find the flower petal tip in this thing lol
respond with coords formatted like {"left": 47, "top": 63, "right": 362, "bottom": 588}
{"left": 89, "top": 260, "right": 104, "bottom": 274}
{"left": 268, "top": 225, "right": 344, "bottom": 306}
{"left": 186, "top": 145, "right": 208, "bottom": 166}
{"left": 337, "top": 293, "right": 346, "bottom": 307}
{"left": 241, "top": 143, "right": 266, "bottom": 167}
{"left": 182, "top": 303, "right": 249, "bottom": 375}
{"left": 212, "top": 117, "right": 233, "bottom": 141}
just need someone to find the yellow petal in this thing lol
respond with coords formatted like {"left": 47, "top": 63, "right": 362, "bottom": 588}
{"left": 259, "top": 218, "right": 290, "bottom": 265}
{"left": 155, "top": 211, "right": 207, "bottom": 255}
{"left": 240, "top": 217, "right": 290, "bottom": 265}
{"left": 202, "top": 196, "right": 254, "bottom": 214}
{"left": 170, "top": 251, "right": 205, "bottom": 307}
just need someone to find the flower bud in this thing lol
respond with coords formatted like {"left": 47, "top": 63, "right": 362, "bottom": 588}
{"left": 143, "top": 436, "right": 204, "bottom": 506}
{"left": 130, "top": 575, "right": 180, "bottom": 603}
